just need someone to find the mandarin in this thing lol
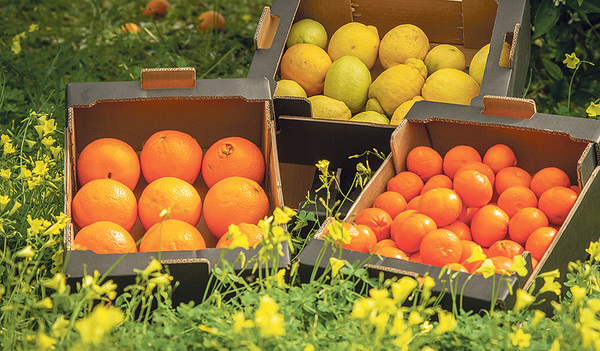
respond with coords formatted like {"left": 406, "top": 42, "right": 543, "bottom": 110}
{"left": 375, "top": 246, "right": 408, "bottom": 260}
{"left": 386, "top": 171, "right": 424, "bottom": 202}
{"left": 508, "top": 207, "right": 549, "bottom": 245}
{"left": 201, "top": 136, "right": 265, "bottom": 188}
{"left": 421, "top": 174, "right": 453, "bottom": 195}
{"left": 376, "top": 239, "right": 398, "bottom": 250}
{"left": 406, "top": 195, "right": 421, "bottom": 211}
{"left": 197, "top": 11, "right": 226, "bottom": 33}
{"left": 470, "top": 204, "right": 510, "bottom": 247}
{"left": 530, "top": 167, "right": 571, "bottom": 198}
{"left": 442, "top": 145, "right": 482, "bottom": 178}
{"left": 442, "top": 220, "right": 472, "bottom": 241}
{"left": 486, "top": 239, "right": 524, "bottom": 259}
{"left": 390, "top": 211, "right": 437, "bottom": 253}
{"left": 453, "top": 169, "right": 493, "bottom": 207}
{"left": 420, "top": 228, "right": 462, "bottom": 267}
{"left": 538, "top": 186, "right": 578, "bottom": 225}
{"left": 216, "top": 223, "right": 263, "bottom": 249}
{"left": 71, "top": 178, "right": 138, "bottom": 231}
{"left": 459, "top": 240, "right": 482, "bottom": 264}
{"left": 490, "top": 256, "right": 513, "bottom": 274}
{"left": 444, "top": 262, "right": 469, "bottom": 273}
{"left": 455, "top": 161, "right": 495, "bottom": 186}
{"left": 340, "top": 222, "right": 377, "bottom": 253}
{"left": 139, "top": 219, "right": 206, "bottom": 252}
{"left": 496, "top": 186, "right": 538, "bottom": 218}
{"left": 73, "top": 221, "right": 137, "bottom": 254}
{"left": 354, "top": 207, "right": 393, "bottom": 241}
{"left": 457, "top": 203, "right": 479, "bottom": 225}
{"left": 417, "top": 188, "right": 462, "bottom": 226}
{"left": 372, "top": 191, "right": 407, "bottom": 219}
{"left": 405, "top": 146, "right": 443, "bottom": 181}
{"left": 409, "top": 251, "right": 423, "bottom": 263}
{"left": 525, "top": 226, "right": 557, "bottom": 261}
{"left": 494, "top": 166, "right": 532, "bottom": 195}
{"left": 142, "top": 0, "right": 171, "bottom": 19}
{"left": 482, "top": 144, "right": 517, "bottom": 173}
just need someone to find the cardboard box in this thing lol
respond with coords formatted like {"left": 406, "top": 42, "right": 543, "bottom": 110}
{"left": 296, "top": 96, "right": 600, "bottom": 312}
{"left": 63, "top": 69, "right": 289, "bottom": 304}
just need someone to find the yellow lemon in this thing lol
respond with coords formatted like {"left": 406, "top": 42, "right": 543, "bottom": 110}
{"left": 349, "top": 111, "right": 390, "bottom": 124}
{"left": 379, "top": 24, "right": 429, "bottom": 69}
{"left": 328, "top": 22, "right": 380, "bottom": 69}
{"left": 424, "top": 44, "right": 466, "bottom": 74}
{"left": 404, "top": 58, "right": 428, "bottom": 79}
{"left": 421, "top": 68, "right": 480, "bottom": 105}
{"left": 309, "top": 95, "right": 352, "bottom": 121}
{"left": 469, "top": 42, "right": 511, "bottom": 85}
{"left": 365, "top": 98, "right": 386, "bottom": 114}
{"left": 274, "top": 79, "right": 307, "bottom": 98}
{"left": 286, "top": 19, "right": 328, "bottom": 50}
{"left": 367, "top": 64, "right": 424, "bottom": 115}
{"left": 281, "top": 43, "right": 332, "bottom": 96}
{"left": 390, "top": 96, "right": 424, "bottom": 125}
{"left": 324, "top": 55, "right": 372, "bottom": 113}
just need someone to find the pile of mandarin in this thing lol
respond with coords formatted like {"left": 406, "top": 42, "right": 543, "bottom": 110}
{"left": 339, "top": 144, "right": 579, "bottom": 274}
{"left": 71, "top": 130, "right": 268, "bottom": 254}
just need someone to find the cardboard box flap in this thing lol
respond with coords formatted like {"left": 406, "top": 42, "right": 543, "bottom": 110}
{"left": 66, "top": 77, "right": 272, "bottom": 108}
{"left": 254, "top": 6, "right": 281, "bottom": 50}
{"left": 141, "top": 67, "right": 196, "bottom": 89}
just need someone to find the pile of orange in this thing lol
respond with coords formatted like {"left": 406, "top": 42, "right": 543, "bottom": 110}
{"left": 72, "top": 131, "right": 269, "bottom": 254}
{"left": 341, "top": 144, "right": 579, "bottom": 275}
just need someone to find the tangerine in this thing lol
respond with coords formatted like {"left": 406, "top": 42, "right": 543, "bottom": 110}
{"left": 453, "top": 169, "right": 493, "bottom": 207}
{"left": 406, "top": 195, "right": 421, "bottom": 211}
{"left": 482, "top": 144, "right": 517, "bottom": 173}
{"left": 372, "top": 191, "right": 407, "bottom": 219}
{"left": 487, "top": 239, "right": 524, "bottom": 259}
{"left": 73, "top": 221, "right": 137, "bottom": 254}
{"left": 494, "top": 166, "right": 532, "bottom": 195}
{"left": 354, "top": 207, "right": 393, "bottom": 241}
{"left": 375, "top": 246, "right": 408, "bottom": 260}
{"left": 508, "top": 207, "right": 549, "bottom": 245}
{"left": 406, "top": 146, "right": 443, "bottom": 181}
{"left": 444, "top": 262, "right": 469, "bottom": 273}
{"left": 496, "top": 186, "right": 538, "bottom": 218}
{"left": 139, "top": 219, "right": 206, "bottom": 252}
{"left": 386, "top": 171, "right": 424, "bottom": 202}
{"left": 538, "top": 186, "right": 578, "bottom": 225}
{"left": 420, "top": 229, "right": 462, "bottom": 267}
{"left": 197, "top": 11, "right": 226, "bottom": 33}
{"left": 417, "top": 188, "right": 462, "bottom": 226}
{"left": 455, "top": 161, "right": 495, "bottom": 186}
{"left": 421, "top": 174, "right": 453, "bottom": 194}
{"left": 442, "top": 145, "right": 482, "bottom": 178}
{"left": 459, "top": 240, "right": 482, "bottom": 263}
{"left": 530, "top": 167, "right": 571, "bottom": 198}
{"left": 442, "top": 220, "right": 472, "bottom": 241}
{"left": 390, "top": 211, "right": 437, "bottom": 253}
{"left": 525, "top": 226, "right": 557, "bottom": 261}
{"left": 340, "top": 222, "right": 378, "bottom": 253}
{"left": 142, "top": 0, "right": 171, "bottom": 19}
{"left": 470, "top": 204, "right": 509, "bottom": 247}
{"left": 376, "top": 239, "right": 398, "bottom": 250}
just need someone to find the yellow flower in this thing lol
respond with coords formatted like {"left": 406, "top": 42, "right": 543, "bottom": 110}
{"left": 52, "top": 315, "right": 70, "bottom": 338}
{"left": 329, "top": 257, "right": 345, "bottom": 278}
{"left": 369, "top": 312, "right": 390, "bottom": 334}
{"left": 32, "top": 160, "right": 49, "bottom": 176}
{"left": 16, "top": 167, "right": 32, "bottom": 180}
{"left": 539, "top": 275, "right": 561, "bottom": 296}
{"left": 391, "top": 276, "right": 418, "bottom": 305}
{"left": 351, "top": 298, "right": 375, "bottom": 319}
{"left": 513, "top": 289, "right": 536, "bottom": 312}
{"left": 275, "top": 268, "right": 286, "bottom": 287}
{"left": 16, "top": 245, "right": 36, "bottom": 259}
{"left": 254, "top": 295, "right": 285, "bottom": 338}
{"left": 0, "top": 169, "right": 11, "bottom": 180}
{"left": 3, "top": 142, "right": 15, "bottom": 155}
{"left": 74, "top": 305, "right": 125, "bottom": 346}
{"left": 55, "top": 212, "right": 70, "bottom": 228}
{"left": 27, "top": 215, "right": 51, "bottom": 236}
{"left": 587, "top": 100, "right": 600, "bottom": 118}
{"left": 50, "top": 146, "right": 62, "bottom": 160}
{"left": 408, "top": 310, "right": 424, "bottom": 326}
{"left": 509, "top": 255, "right": 528, "bottom": 277}
{"left": 28, "top": 176, "right": 43, "bottom": 190}
{"left": 42, "top": 273, "right": 66, "bottom": 294}
{"left": 0, "top": 134, "right": 10, "bottom": 146}
{"left": 586, "top": 241, "right": 600, "bottom": 261}
{"left": 369, "top": 288, "right": 396, "bottom": 315}
{"left": 41, "top": 136, "right": 56, "bottom": 147}
{"left": 315, "top": 160, "right": 330, "bottom": 176}
{"left": 434, "top": 310, "right": 457, "bottom": 335}
{"left": 390, "top": 311, "right": 406, "bottom": 336}
{"left": 563, "top": 52, "right": 580, "bottom": 69}
{"left": 548, "top": 339, "right": 560, "bottom": 351}
{"left": 465, "top": 245, "right": 486, "bottom": 263}
{"left": 34, "top": 297, "right": 53, "bottom": 309}
{"left": 510, "top": 328, "right": 531, "bottom": 349}
{"left": 198, "top": 324, "right": 218, "bottom": 334}
{"left": 273, "top": 206, "right": 296, "bottom": 225}
{"left": 571, "top": 285, "right": 587, "bottom": 306}
{"left": 148, "top": 274, "right": 173, "bottom": 290}
{"left": 303, "top": 345, "right": 316, "bottom": 351}
{"left": 530, "top": 309, "right": 546, "bottom": 327}
{"left": 134, "top": 259, "right": 163, "bottom": 278}
{"left": 9, "top": 201, "right": 21, "bottom": 215}
{"left": 0, "top": 195, "right": 9, "bottom": 211}
{"left": 226, "top": 224, "right": 250, "bottom": 250}
{"left": 232, "top": 312, "right": 254, "bottom": 333}
{"left": 475, "top": 259, "right": 496, "bottom": 279}
{"left": 25, "top": 139, "right": 36, "bottom": 148}
{"left": 326, "top": 220, "right": 351, "bottom": 245}
{"left": 393, "top": 327, "right": 413, "bottom": 350}
{"left": 34, "top": 117, "right": 57, "bottom": 138}
{"left": 36, "top": 333, "right": 57, "bottom": 351}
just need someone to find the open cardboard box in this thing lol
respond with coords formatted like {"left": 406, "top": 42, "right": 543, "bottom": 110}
{"left": 63, "top": 69, "right": 289, "bottom": 304}
{"left": 296, "top": 96, "right": 600, "bottom": 312}
{"left": 248, "top": 0, "right": 531, "bottom": 216}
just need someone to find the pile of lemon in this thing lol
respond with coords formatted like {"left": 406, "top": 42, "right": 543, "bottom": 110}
{"left": 275, "top": 19, "right": 510, "bottom": 125}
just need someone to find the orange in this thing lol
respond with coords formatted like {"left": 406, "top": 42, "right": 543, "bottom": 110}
{"left": 444, "top": 262, "right": 469, "bottom": 273}
{"left": 457, "top": 203, "right": 479, "bottom": 225}
{"left": 71, "top": 179, "right": 137, "bottom": 231}
{"left": 372, "top": 191, "right": 407, "bottom": 219}
{"left": 73, "top": 221, "right": 137, "bottom": 254}
{"left": 197, "top": 11, "right": 226, "bottom": 33}
{"left": 442, "top": 145, "right": 482, "bottom": 178}
{"left": 389, "top": 209, "right": 417, "bottom": 241}
{"left": 406, "top": 146, "right": 443, "bottom": 181}
{"left": 487, "top": 239, "right": 524, "bottom": 259}
{"left": 421, "top": 174, "right": 453, "bottom": 194}
{"left": 470, "top": 204, "right": 509, "bottom": 248}
{"left": 538, "top": 186, "right": 578, "bottom": 225}
{"left": 482, "top": 144, "right": 517, "bottom": 173}
{"left": 390, "top": 211, "right": 437, "bottom": 253}
{"left": 570, "top": 185, "right": 581, "bottom": 195}
{"left": 496, "top": 186, "right": 538, "bottom": 218}
{"left": 530, "top": 167, "right": 571, "bottom": 198}
{"left": 459, "top": 240, "right": 482, "bottom": 263}
{"left": 140, "top": 130, "right": 203, "bottom": 184}
{"left": 525, "top": 226, "right": 557, "bottom": 261}
{"left": 138, "top": 177, "right": 203, "bottom": 230}
{"left": 494, "top": 166, "right": 532, "bottom": 195}
{"left": 531, "top": 257, "right": 539, "bottom": 270}
{"left": 508, "top": 207, "right": 549, "bottom": 245}
{"left": 420, "top": 229, "right": 462, "bottom": 267}
{"left": 406, "top": 195, "right": 421, "bottom": 211}
{"left": 280, "top": 43, "right": 332, "bottom": 96}
{"left": 354, "top": 207, "right": 393, "bottom": 241}
{"left": 442, "top": 220, "right": 471, "bottom": 241}
{"left": 375, "top": 246, "right": 408, "bottom": 260}
{"left": 417, "top": 188, "right": 462, "bottom": 226}
{"left": 203, "top": 176, "right": 270, "bottom": 239}
{"left": 139, "top": 219, "right": 206, "bottom": 252}
{"left": 453, "top": 169, "right": 493, "bottom": 207}
{"left": 215, "top": 223, "right": 263, "bottom": 249}
{"left": 121, "top": 23, "right": 141, "bottom": 34}
{"left": 490, "top": 256, "right": 514, "bottom": 274}
{"left": 77, "top": 138, "right": 140, "bottom": 191}
{"left": 386, "top": 171, "right": 424, "bottom": 202}
{"left": 201, "top": 137, "right": 265, "bottom": 188}
{"left": 142, "top": 0, "right": 171, "bottom": 19}
{"left": 455, "top": 161, "right": 495, "bottom": 186}
{"left": 409, "top": 251, "right": 423, "bottom": 263}
{"left": 340, "top": 222, "right": 378, "bottom": 253}
{"left": 375, "top": 239, "right": 398, "bottom": 250}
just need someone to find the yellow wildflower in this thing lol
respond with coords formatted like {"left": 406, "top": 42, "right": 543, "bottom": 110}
{"left": 513, "top": 289, "right": 536, "bottom": 312}
{"left": 586, "top": 241, "right": 600, "bottom": 261}
{"left": 548, "top": 339, "right": 560, "bottom": 351}
{"left": 0, "top": 195, "right": 9, "bottom": 211}
{"left": 329, "top": 257, "right": 345, "bottom": 278}
{"left": 16, "top": 167, "right": 32, "bottom": 180}
{"left": 3, "top": 142, "right": 15, "bottom": 155}
{"left": 198, "top": 324, "right": 218, "bottom": 334}
{"left": 36, "top": 333, "right": 57, "bottom": 351}
{"left": 539, "top": 275, "right": 561, "bottom": 296}
{"left": 50, "top": 145, "right": 62, "bottom": 160}
{"left": 315, "top": 160, "right": 330, "bottom": 176}
{"left": 34, "top": 297, "right": 53, "bottom": 309}
{"left": 232, "top": 312, "right": 254, "bottom": 333}
{"left": 254, "top": 295, "right": 285, "bottom": 338}
{"left": 475, "top": 259, "right": 496, "bottom": 279}
{"left": 226, "top": 224, "right": 250, "bottom": 250}
{"left": 273, "top": 206, "right": 296, "bottom": 225}
{"left": 369, "top": 312, "right": 390, "bottom": 334}
{"left": 52, "top": 316, "right": 70, "bottom": 338}
{"left": 42, "top": 273, "right": 66, "bottom": 294}
{"left": 16, "top": 245, "right": 36, "bottom": 259}
{"left": 134, "top": 259, "right": 163, "bottom": 278}
{"left": 0, "top": 135, "right": 10, "bottom": 145}
{"left": 434, "top": 310, "right": 457, "bottom": 335}
{"left": 9, "top": 201, "right": 22, "bottom": 215}
{"left": 74, "top": 304, "right": 125, "bottom": 346}
{"left": 465, "top": 245, "right": 486, "bottom": 263}
{"left": 509, "top": 255, "right": 528, "bottom": 277}
{"left": 11, "top": 31, "right": 26, "bottom": 54}
{"left": 587, "top": 100, "right": 600, "bottom": 118}
{"left": 408, "top": 310, "right": 424, "bottom": 326}
{"left": 571, "top": 285, "right": 587, "bottom": 306}
{"left": 530, "top": 310, "right": 546, "bottom": 327}
{"left": 34, "top": 117, "right": 57, "bottom": 138}
{"left": 0, "top": 169, "right": 11, "bottom": 180}
{"left": 275, "top": 268, "right": 286, "bottom": 287}
{"left": 41, "top": 136, "right": 56, "bottom": 147}
{"left": 27, "top": 215, "right": 51, "bottom": 236}
{"left": 303, "top": 345, "right": 316, "bottom": 351}
{"left": 391, "top": 276, "right": 418, "bottom": 305}
{"left": 351, "top": 297, "right": 375, "bottom": 319}
{"left": 326, "top": 220, "right": 351, "bottom": 245}
{"left": 563, "top": 52, "right": 580, "bottom": 69}
{"left": 390, "top": 311, "right": 406, "bottom": 336}
{"left": 32, "top": 160, "right": 49, "bottom": 176}
{"left": 510, "top": 328, "right": 531, "bottom": 349}
{"left": 148, "top": 274, "right": 173, "bottom": 290}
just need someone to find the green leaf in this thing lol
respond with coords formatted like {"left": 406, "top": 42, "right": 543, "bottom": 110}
{"left": 567, "top": 0, "right": 600, "bottom": 13}
{"left": 542, "top": 58, "right": 564, "bottom": 80}
{"left": 533, "top": 0, "right": 561, "bottom": 39}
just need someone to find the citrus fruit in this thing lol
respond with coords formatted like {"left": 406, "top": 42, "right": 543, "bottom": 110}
{"left": 530, "top": 167, "right": 571, "bottom": 198}
{"left": 418, "top": 188, "right": 463, "bottom": 226}
{"left": 324, "top": 55, "right": 371, "bottom": 113}
{"left": 142, "top": 0, "right": 171, "bottom": 18}
{"left": 372, "top": 191, "right": 407, "bottom": 219}
{"left": 376, "top": 239, "right": 398, "bottom": 250}
{"left": 496, "top": 186, "right": 538, "bottom": 218}
{"left": 215, "top": 223, "right": 263, "bottom": 249}
{"left": 121, "top": 23, "right": 141, "bottom": 34}
{"left": 442, "top": 220, "right": 472, "bottom": 241}
{"left": 201, "top": 136, "right": 265, "bottom": 188}
{"left": 406, "top": 146, "right": 443, "bottom": 182}
{"left": 365, "top": 98, "right": 386, "bottom": 114}
{"left": 538, "top": 186, "right": 578, "bottom": 225}
{"left": 139, "top": 219, "right": 206, "bottom": 252}
{"left": 274, "top": 79, "right": 307, "bottom": 98}
{"left": 470, "top": 204, "right": 510, "bottom": 247}
{"left": 469, "top": 42, "right": 511, "bottom": 85}
{"left": 495, "top": 166, "right": 532, "bottom": 195}
{"left": 73, "top": 221, "right": 137, "bottom": 254}
{"left": 197, "top": 11, "right": 225, "bottom": 33}
{"left": 328, "top": 22, "right": 380, "bottom": 69}
{"left": 489, "top": 256, "right": 514, "bottom": 274}
{"left": 281, "top": 43, "right": 332, "bottom": 96}
{"left": 508, "top": 207, "right": 549, "bottom": 246}
{"left": 406, "top": 195, "right": 421, "bottom": 211}
{"left": 453, "top": 169, "right": 493, "bottom": 207}
{"left": 487, "top": 239, "right": 524, "bottom": 259}
{"left": 482, "top": 144, "right": 517, "bottom": 173}
{"left": 424, "top": 44, "right": 466, "bottom": 74}
{"left": 455, "top": 162, "right": 495, "bottom": 187}
{"left": 422, "top": 68, "right": 480, "bottom": 105}
{"left": 287, "top": 19, "right": 328, "bottom": 50}
{"left": 409, "top": 252, "right": 423, "bottom": 263}
{"left": 442, "top": 145, "right": 482, "bottom": 178}
{"left": 378, "top": 24, "right": 429, "bottom": 69}
{"left": 421, "top": 174, "right": 453, "bottom": 195}
{"left": 349, "top": 111, "right": 390, "bottom": 124}
{"left": 202, "top": 176, "right": 270, "bottom": 239}
{"left": 76, "top": 138, "right": 140, "bottom": 191}
{"left": 386, "top": 171, "right": 424, "bottom": 202}
{"left": 420, "top": 229, "right": 462, "bottom": 267}
{"left": 368, "top": 64, "right": 425, "bottom": 115}
{"left": 354, "top": 207, "right": 393, "bottom": 241}
{"left": 390, "top": 96, "right": 424, "bottom": 125}
{"left": 71, "top": 178, "right": 137, "bottom": 231}
{"left": 308, "top": 95, "right": 352, "bottom": 120}
{"left": 140, "top": 130, "right": 203, "bottom": 184}
{"left": 375, "top": 246, "right": 408, "bottom": 260}
{"left": 340, "top": 222, "right": 377, "bottom": 253}
{"left": 459, "top": 240, "right": 482, "bottom": 263}
{"left": 137, "top": 176, "right": 203, "bottom": 230}
{"left": 444, "top": 262, "right": 469, "bottom": 273}
{"left": 525, "top": 226, "right": 557, "bottom": 261}
{"left": 457, "top": 203, "right": 479, "bottom": 225}
{"left": 390, "top": 211, "right": 437, "bottom": 253}
{"left": 404, "top": 58, "right": 428, "bottom": 79}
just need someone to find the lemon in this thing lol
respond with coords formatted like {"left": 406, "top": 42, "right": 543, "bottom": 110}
{"left": 349, "top": 111, "right": 390, "bottom": 124}
{"left": 367, "top": 64, "right": 424, "bottom": 115}
{"left": 365, "top": 98, "right": 385, "bottom": 114}
{"left": 287, "top": 19, "right": 328, "bottom": 50}
{"left": 421, "top": 68, "right": 480, "bottom": 105}
{"left": 328, "top": 22, "right": 380, "bottom": 69}
{"left": 309, "top": 95, "right": 352, "bottom": 121}
{"left": 379, "top": 24, "right": 429, "bottom": 69}
{"left": 469, "top": 42, "right": 511, "bottom": 85}
{"left": 324, "top": 55, "right": 371, "bottom": 113}
{"left": 274, "top": 79, "right": 307, "bottom": 98}
{"left": 390, "top": 96, "right": 424, "bottom": 125}
{"left": 280, "top": 43, "right": 332, "bottom": 96}
{"left": 424, "top": 44, "right": 466, "bottom": 74}
{"left": 404, "top": 58, "right": 428, "bottom": 79}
